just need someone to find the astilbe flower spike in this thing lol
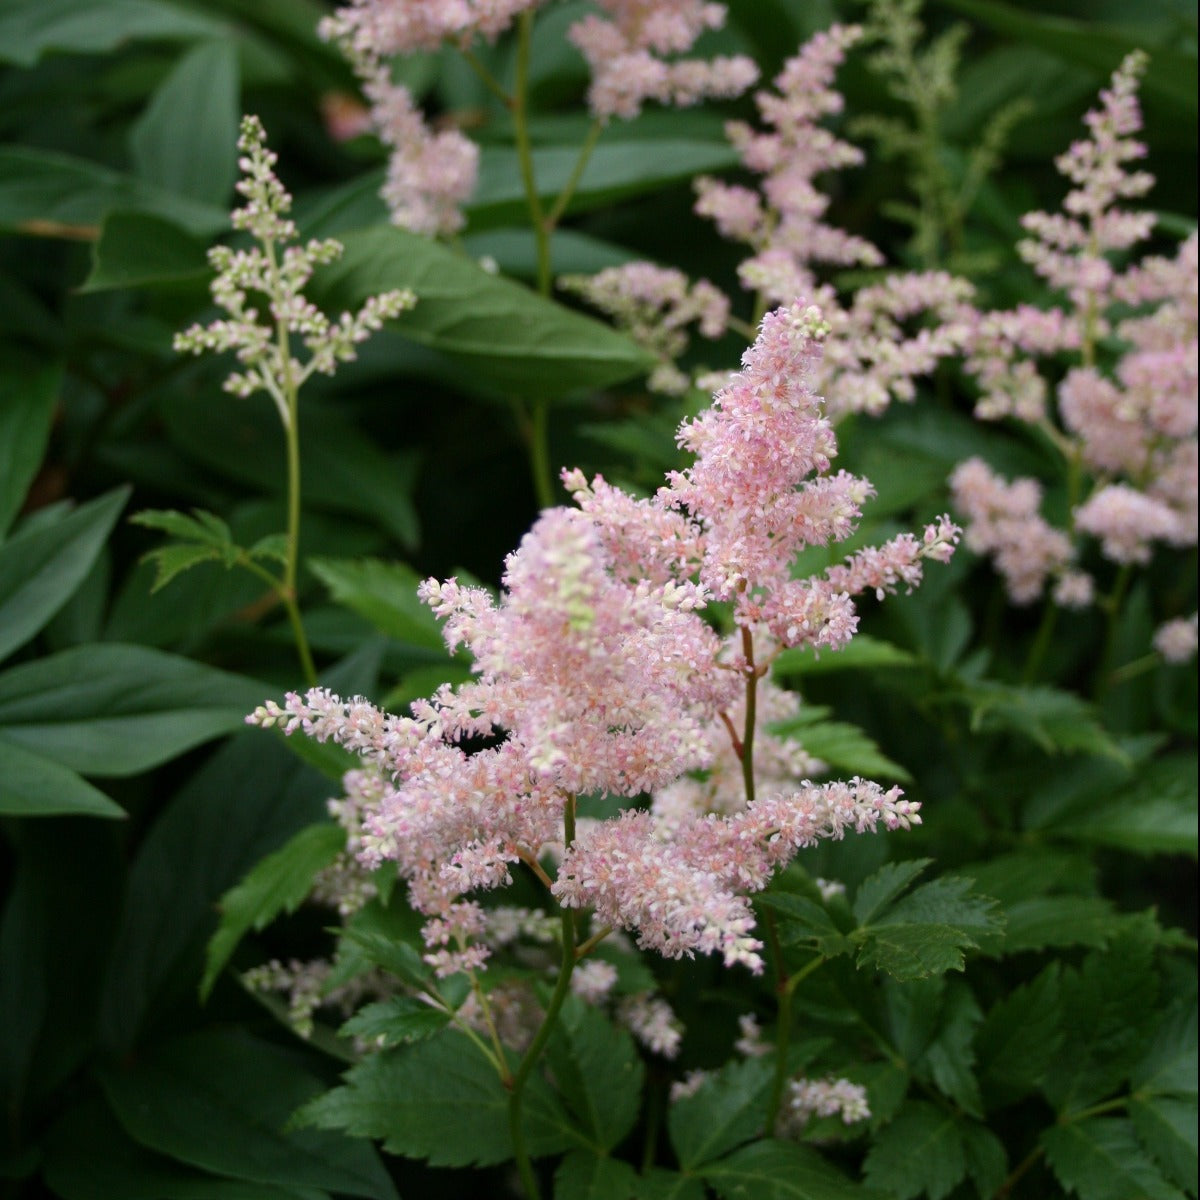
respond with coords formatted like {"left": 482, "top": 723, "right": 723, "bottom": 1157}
{"left": 250, "top": 301, "right": 958, "bottom": 978}
{"left": 951, "top": 56, "right": 1197, "bottom": 617}
{"left": 175, "top": 115, "right": 415, "bottom": 425}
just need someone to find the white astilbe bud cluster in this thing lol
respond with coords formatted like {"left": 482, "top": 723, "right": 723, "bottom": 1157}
{"left": 175, "top": 116, "right": 415, "bottom": 426}
{"left": 776, "top": 1076, "right": 871, "bottom": 1136}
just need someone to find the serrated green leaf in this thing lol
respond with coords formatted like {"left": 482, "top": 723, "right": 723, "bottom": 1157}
{"left": 0, "top": 739, "right": 124, "bottom": 819}
{"left": 668, "top": 1058, "right": 774, "bottom": 1170}
{"left": 1129, "top": 1096, "right": 1198, "bottom": 1195}
{"left": 307, "top": 226, "right": 655, "bottom": 396}
{"left": 1131, "top": 1002, "right": 1197, "bottom": 1099}
{"left": 338, "top": 997, "right": 452, "bottom": 1049}
{"left": 863, "top": 1102, "right": 966, "bottom": 1200}
{"left": 547, "top": 997, "right": 644, "bottom": 1152}
{"left": 554, "top": 1151, "right": 641, "bottom": 1200}
{"left": 772, "top": 635, "right": 918, "bottom": 677}
{"left": 998, "top": 896, "right": 1130, "bottom": 955}
{"left": 1042, "top": 1118, "right": 1186, "bottom": 1200}
{"left": 757, "top": 893, "right": 853, "bottom": 958}
{"left": 920, "top": 983, "right": 984, "bottom": 1118}
{"left": 337, "top": 926, "right": 435, "bottom": 994}
{"left": 128, "top": 40, "right": 239, "bottom": 205}
{"left": 131, "top": 508, "right": 233, "bottom": 546}
{"left": 0, "top": 351, "right": 60, "bottom": 537}
{"left": 856, "top": 877, "right": 1003, "bottom": 981}
{"left": 307, "top": 557, "right": 446, "bottom": 652}
{"left": 139, "top": 542, "right": 227, "bottom": 593}
{"left": 99, "top": 1030, "right": 397, "bottom": 1198}
{"left": 0, "top": 486, "right": 128, "bottom": 662}
{"left": 631, "top": 1168, "right": 707, "bottom": 1200}
{"left": 976, "top": 963, "right": 1064, "bottom": 1106}
{"left": 201, "top": 822, "right": 346, "bottom": 999}
{"left": 250, "top": 533, "right": 289, "bottom": 564}
{"left": 703, "top": 1139, "right": 884, "bottom": 1200}
{"left": 852, "top": 860, "right": 932, "bottom": 925}
{"left": 962, "top": 1121, "right": 1007, "bottom": 1199}
{"left": 298, "top": 1032, "right": 579, "bottom": 1167}
{"left": 781, "top": 721, "right": 911, "bottom": 782}
{"left": 1053, "top": 754, "right": 1198, "bottom": 856}
{"left": 0, "top": 644, "right": 268, "bottom": 776}
{"left": 959, "top": 682, "right": 1127, "bottom": 760}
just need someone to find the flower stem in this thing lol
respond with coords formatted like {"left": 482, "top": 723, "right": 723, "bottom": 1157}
{"left": 545, "top": 119, "right": 604, "bottom": 229}
{"left": 508, "top": 796, "right": 578, "bottom": 1200}
{"left": 764, "top": 954, "right": 824, "bottom": 1133}
{"left": 1021, "top": 598, "right": 1058, "bottom": 684}
{"left": 740, "top": 624, "right": 759, "bottom": 806}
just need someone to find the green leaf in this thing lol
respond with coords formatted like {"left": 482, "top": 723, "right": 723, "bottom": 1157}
{"left": 1051, "top": 754, "right": 1198, "bottom": 856}
{"left": 667, "top": 1057, "right": 773, "bottom": 1170}
{"left": 0, "top": 739, "right": 124, "bottom": 819}
{"left": 307, "top": 226, "right": 656, "bottom": 396}
{"left": 958, "top": 682, "right": 1127, "bottom": 761}
{"left": 0, "top": 0, "right": 229, "bottom": 67}
{"left": 44, "top": 1097, "right": 329, "bottom": 1200}
{"left": 1129, "top": 1096, "right": 1198, "bottom": 1195}
{"left": 129, "top": 40, "right": 239, "bottom": 205}
{"left": 855, "top": 876, "right": 1004, "bottom": 981}
{"left": 97, "top": 726, "right": 333, "bottom": 1053}
{"left": 130, "top": 507, "right": 244, "bottom": 592}
{"left": 0, "top": 350, "right": 60, "bottom": 537}
{"left": 468, "top": 140, "right": 740, "bottom": 227}
{"left": 81, "top": 211, "right": 210, "bottom": 293}
{"left": 975, "top": 964, "right": 1065, "bottom": 1106}
{"left": 1042, "top": 1118, "right": 1187, "bottom": 1200}
{"left": 338, "top": 997, "right": 453, "bottom": 1049}
{"left": 298, "top": 1032, "right": 578, "bottom": 1167}
{"left": 547, "top": 997, "right": 645, "bottom": 1152}
{"left": 757, "top": 893, "right": 853, "bottom": 958}
{"left": 0, "top": 486, "right": 128, "bottom": 662}
{"left": 1130, "top": 1000, "right": 1197, "bottom": 1099}
{"left": 0, "top": 145, "right": 228, "bottom": 238}
{"left": 997, "top": 896, "right": 1130, "bottom": 955}
{"left": 201, "top": 822, "right": 346, "bottom": 999}
{"left": 772, "top": 635, "right": 918, "bottom": 677}
{"left": 852, "top": 860, "right": 932, "bottom": 925}
{"left": 99, "top": 1030, "right": 397, "bottom": 1199}
{"left": 554, "top": 1152, "right": 641, "bottom": 1200}
{"left": 630, "top": 1169, "right": 707, "bottom": 1200}
{"left": 0, "top": 643, "right": 268, "bottom": 775}
{"left": 336, "top": 926, "right": 435, "bottom": 994}
{"left": 784, "top": 721, "right": 911, "bottom": 782}
{"left": 935, "top": 0, "right": 1198, "bottom": 115}
{"left": 863, "top": 1102, "right": 966, "bottom": 1200}
{"left": 307, "top": 557, "right": 446, "bottom": 652}
{"left": 962, "top": 1122, "right": 1008, "bottom": 1199}
{"left": 703, "top": 1139, "right": 884, "bottom": 1200}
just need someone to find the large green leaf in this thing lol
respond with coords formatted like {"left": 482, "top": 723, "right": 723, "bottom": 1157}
{"left": 0, "top": 145, "right": 228, "bottom": 238}
{"left": 862, "top": 1102, "right": 966, "bottom": 1200}
{"left": 0, "top": 350, "right": 60, "bottom": 537}
{"left": 201, "top": 821, "right": 347, "bottom": 998}
{"left": 0, "top": 644, "right": 267, "bottom": 775}
{"left": 99, "top": 1030, "right": 397, "bottom": 1199}
{"left": 129, "top": 40, "right": 240, "bottom": 205}
{"left": 702, "top": 1140, "right": 884, "bottom": 1200}
{"left": 1042, "top": 1118, "right": 1186, "bottom": 1200}
{"left": 306, "top": 557, "right": 446, "bottom": 651}
{"left": 307, "top": 226, "right": 656, "bottom": 396}
{"left": 0, "top": 0, "right": 228, "bottom": 66}
{"left": 298, "top": 1031, "right": 579, "bottom": 1167}
{"left": 0, "top": 486, "right": 128, "bottom": 663}
{"left": 44, "top": 1097, "right": 328, "bottom": 1200}
{"left": 772, "top": 635, "right": 918, "bottom": 678}
{"left": 546, "top": 997, "right": 644, "bottom": 1152}
{"left": 467, "top": 140, "right": 741, "bottom": 227}
{"left": 667, "top": 1057, "right": 773, "bottom": 1170}
{"left": 81, "top": 211, "right": 210, "bottom": 293}
{"left": 1129, "top": 1096, "right": 1198, "bottom": 1195}
{"left": 0, "top": 739, "right": 124, "bottom": 819}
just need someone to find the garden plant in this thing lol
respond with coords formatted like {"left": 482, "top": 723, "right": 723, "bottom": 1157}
{"left": 0, "top": 1, "right": 1196, "bottom": 1199}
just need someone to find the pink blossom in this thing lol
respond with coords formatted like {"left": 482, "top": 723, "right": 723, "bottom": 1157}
{"left": 1154, "top": 614, "right": 1198, "bottom": 663}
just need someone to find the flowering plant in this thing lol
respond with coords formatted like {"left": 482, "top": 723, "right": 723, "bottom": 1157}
{"left": 0, "top": 3, "right": 1194, "bottom": 1200}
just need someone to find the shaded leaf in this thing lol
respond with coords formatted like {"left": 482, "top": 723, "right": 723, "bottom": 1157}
{"left": 307, "top": 557, "right": 445, "bottom": 652}
{"left": 0, "top": 350, "right": 60, "bottom": 537}
{"left": 703, "top": 1139, "right": 885, "bottom": 1200}
{"left": 1042, "top": 1118, "right": 1186, "bottom": 1200}
{"left": 668, "top": 1057, "right": 773, "bottom": 1170}
{"left": 0, "top": 739, "right": 124, "bottom": 819}
{"left": 82, "top": 211, "right": 210, "bottom": 293}
{"left": 773, "top": 635, "right": 918, "bottom": 678}
{"left": 338, "top": 997, "right": 453, "bottom": 1049}
{"left": 1129, "top": 1096, "right": 1198, "bottom": 1195}
{"left": 201, "top": 822, "right": 346, "bottom": 999}
{"left": 863, "top": 1102, "right": 965, "bottom": 1200}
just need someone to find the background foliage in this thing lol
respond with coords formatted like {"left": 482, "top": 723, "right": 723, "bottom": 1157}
{"left": 0, "top": 1, "right": 1195, "bottom": 1198}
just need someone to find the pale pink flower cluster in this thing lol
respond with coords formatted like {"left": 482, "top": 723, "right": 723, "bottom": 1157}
{"left": 319, "top": 0, "right": 544, "bottom": 56}
{"left": 175, "top": 116, "right": 415, "bottom": 422}
{"left": 778, "top": 1076, "right": 871, "bottom": 1134}
{"left": 694, "top": 25, "right": 975, "bottom": 418}
{"left": 617, "top": 992, "right": 683, "bottom": 1057}
{"left": 1154, "top": 614, "right": 1198, "bottom": 664}
{"left": 251, "top": 303, "right": 954, "bottom": 975}
{"left": 242, "top": 958, "right": 386, "bottom": 1041}
{"left": 559, "top": 263, "right": 730, "bottom": 393}
{"left": 569, "top": 959, "right": 619, "bottom": 1003}
{"left": 953, "top": 57, "right": 1197, "bottom": 608}
{"left": 568, "top": 1, "right": 757, "bottom": 120}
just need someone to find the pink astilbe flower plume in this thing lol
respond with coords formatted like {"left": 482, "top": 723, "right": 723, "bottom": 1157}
{"left": 251, "top": 302, "right": 957, "bottom": 975}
